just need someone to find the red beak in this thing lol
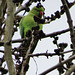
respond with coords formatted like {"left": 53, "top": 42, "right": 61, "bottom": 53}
{"left": 39, "top": 11, "right": 43, "bottom": 17}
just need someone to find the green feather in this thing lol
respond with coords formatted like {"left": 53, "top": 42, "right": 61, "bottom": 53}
{"left": 19, "top": 6, "right": 45, "bottom": 38}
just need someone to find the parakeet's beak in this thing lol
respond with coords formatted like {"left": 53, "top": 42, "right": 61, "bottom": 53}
{"left": 39, "top": 11, "right": 44, "bottom": 16}
{"left": 39, "top": 11, "right": 44, "bottom": 18}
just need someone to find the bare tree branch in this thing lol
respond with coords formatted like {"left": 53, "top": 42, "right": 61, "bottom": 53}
{"left": 20, "top": 31, "right": 35, "bottom": 75}
{"left": 14, "top": 0, "right": 33, "bottom": 15}
{"left": 39, "top": 55, "right": 75, "bottom": 75}
{"left": 4, "top": 0, "right": 16, "bottom": 75}
{"left": 65, "top": 64, "right": 75, "bottom": 75}
{"left": 0, "top": 0, "right": 6, "bottom": 40}
{"left": 61, "top": 0, "right": 75, "bottom": 55}
{"left": 28, "top": 49, "right": 73, "bottom": 57}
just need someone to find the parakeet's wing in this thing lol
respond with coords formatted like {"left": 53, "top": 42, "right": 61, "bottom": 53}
{"left": 19, "top": 17, "right": 25, "bottom": 38}
{"left": 19, "top": 15, "right": 37, "bottom": 38}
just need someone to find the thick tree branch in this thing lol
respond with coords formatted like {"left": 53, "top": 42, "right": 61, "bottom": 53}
{"left": 4, "top": 0, "right": 16, "bottom": 75}
{"left": 61, "top": 0, "right": 75, "bottom": 55}
{"left": 65, "top": 64, "right": 75, "bottom": 75}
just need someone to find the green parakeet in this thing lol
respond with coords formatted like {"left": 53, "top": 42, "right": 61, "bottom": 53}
{"left": 19, "top": 4, "right": 45, "bottom": 53}
{"left": 19, "top": 5, "right": 45, "bottom": 38}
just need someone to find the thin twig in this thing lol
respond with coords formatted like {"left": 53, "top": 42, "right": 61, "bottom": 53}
{"left": 14, "top": 0, "right": 33, "bottom": 15}
{"left": 0, "top": 49, "right": 73, "bottom": 58}
{"left": 44, "top": 1, "right": 75, "bottom": 24}
{"left": 28, "top": 49, "right": 73, "bottom": 57}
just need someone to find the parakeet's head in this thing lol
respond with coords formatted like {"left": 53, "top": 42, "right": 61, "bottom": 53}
{"left": 29, "top": 3, "right": 45, "bottom": 18}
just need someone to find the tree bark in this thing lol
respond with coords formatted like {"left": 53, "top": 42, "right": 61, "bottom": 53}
{"left": 4, "top": 0, "right": 16, "bottom": 75}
